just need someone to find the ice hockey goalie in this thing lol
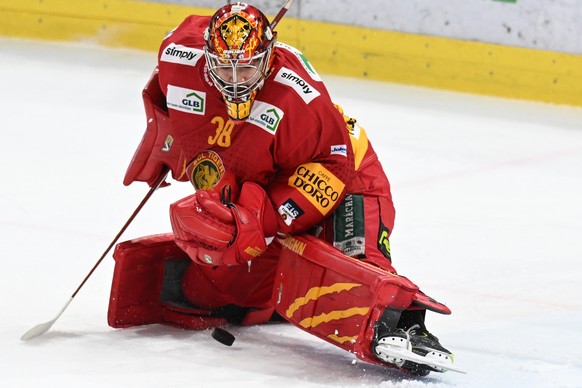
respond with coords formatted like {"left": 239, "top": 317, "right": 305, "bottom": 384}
{"left": 108, "top": 3, "right": 462, "bottom": 376}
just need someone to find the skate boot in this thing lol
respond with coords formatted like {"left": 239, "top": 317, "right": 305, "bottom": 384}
{"left": 373, "top": 324, "right": 454, "bottom": 376}
{"left": 372, "top": 309, "right": 461, "bottom": 375}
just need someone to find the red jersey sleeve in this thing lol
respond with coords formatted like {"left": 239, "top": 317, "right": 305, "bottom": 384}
{"left": 263, "top": 45, "right": 356, "bottom": 234}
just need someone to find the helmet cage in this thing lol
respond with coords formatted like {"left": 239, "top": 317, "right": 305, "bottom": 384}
{"left": 203, "top": 3, "right": 275, "bottom": 121}
{"left": 204, "top": 44, "right": 273, "bottom": 104}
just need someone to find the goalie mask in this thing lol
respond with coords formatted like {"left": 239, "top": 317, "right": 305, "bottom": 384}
{"left": 204, "top": 2, "right": 276, "bottom": 122}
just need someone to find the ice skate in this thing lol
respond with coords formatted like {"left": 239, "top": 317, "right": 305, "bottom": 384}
{"left": 374, "top": 324, "right": 461, "bottom": 375}
{"left": 372, "top": 309, "right": 465, "bottom": 375}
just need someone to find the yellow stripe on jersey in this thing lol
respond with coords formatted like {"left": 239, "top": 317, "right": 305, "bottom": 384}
{"left": 348, "top": 123, "right": 369, "bottom": 171}
{"left": 335, "top": 105, "right": 369, "bottom": 170}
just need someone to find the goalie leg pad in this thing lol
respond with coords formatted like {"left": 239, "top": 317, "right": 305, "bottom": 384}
{"left": 273, "top": 235, "right": 450, "bottom": 367}
{"left": 109, "top": 233, "right": 279, "bottom": 330}
{"left": 108, "top": 234, "right": 227, "bottom": 330}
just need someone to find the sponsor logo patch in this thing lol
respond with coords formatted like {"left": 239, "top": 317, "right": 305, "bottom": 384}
{"left": 186, "top": 151, "right": 225, "bottom": 190}
{"left": 278, "top": 199, "right": 305, "bottom": 226}
{"left": 288, "top": 163, "right": 345, "bottom": 215}
{"left": 160, "top": 43, "right": 203, "bottom": 67}
{"left": 162, "top": 135, "right": 174, "bottom": 152}
{"left": 274, "top": 67, "right": 320, "bottom": 104}
{"left": 276, "top": 43, "right": 322, "bottom": 81}
{"left": 167, "top": 85, "right": 206, "bottom": 115}
{"left": 331, "top": 144, "right": 347, "bottom": 157}
{"left": 378, "top": 222, "right": 392, "bottom": 260}
{"left": 247, "top": 101, "right": 284, "bottom": 134}
{"left": 333, "top": 194, "right": 366, "bottom": 257}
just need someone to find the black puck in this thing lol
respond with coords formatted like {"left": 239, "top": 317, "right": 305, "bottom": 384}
{"left": 211, "top": 327, "right": 235, "bottom": 346}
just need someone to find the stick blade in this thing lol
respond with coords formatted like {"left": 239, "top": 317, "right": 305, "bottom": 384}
{"left": 21, "top": 320, "right": 55, "bottom": 341}
{"left": 20, "top": 297, "right": 73, "bottom": 341}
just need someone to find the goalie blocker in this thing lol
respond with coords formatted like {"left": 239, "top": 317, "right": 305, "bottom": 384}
{"left": 108, "top": 233, "right": 450, "bottom": 367}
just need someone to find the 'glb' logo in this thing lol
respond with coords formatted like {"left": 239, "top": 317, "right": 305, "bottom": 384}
{"left": 261, "top": 113, "right": 275, "bottom": 125}
{"left": 259, "top": 109, "right": 281, "bottom": 131}
{"left": 248, "top": 101, "right": 284, "bottom": 134}
{"left": 182, "top": 95, "right": 202, "bottom": 109}
{"left": 166, "top": 85, "right": 206, "bottom": 115}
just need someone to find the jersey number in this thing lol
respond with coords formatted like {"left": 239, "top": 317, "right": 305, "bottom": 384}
{"left": 208, "top": 116, "right": 234, "bottom": 147}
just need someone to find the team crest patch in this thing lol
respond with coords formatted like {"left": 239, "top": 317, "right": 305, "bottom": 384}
{"left": 218, "top": 15, "right": 253, "bottom": 53}
{"left": 186, "top": 151, "right": 225, "bottom": 190}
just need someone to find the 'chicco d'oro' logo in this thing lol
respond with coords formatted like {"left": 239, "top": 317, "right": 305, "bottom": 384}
{"left": 288, "top": 162, "right": 345, "bottom": 215}
{"left": 186, "top": 151, "right": 225, "bottom": 190}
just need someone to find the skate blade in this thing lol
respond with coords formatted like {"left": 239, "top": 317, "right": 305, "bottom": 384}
{"left": 375, "top": 343, "right": 467, "bottom": 374}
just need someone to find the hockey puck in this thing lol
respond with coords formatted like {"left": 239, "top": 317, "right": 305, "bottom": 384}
{"left": 211, "top": 327, "right": 235, "bottom": 346}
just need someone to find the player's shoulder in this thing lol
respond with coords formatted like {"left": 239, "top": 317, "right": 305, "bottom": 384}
{"left": 266, "top": 42, "right": 329, "bottom": 107}
{"left": 273, "top": 42, "right": 323, "bottom": 83}
{"left": 158, "top": 14, "right": 209, "bottom": 68}
{"left": 250, "top": 44, "right": 338, "bottom": 139}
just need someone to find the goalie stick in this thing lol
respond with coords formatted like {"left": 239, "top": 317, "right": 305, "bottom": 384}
{"left": 224, "top": 0, "right": 293, "bottom": 30}
{"left": 21, "top": 167, "right": 170, "bottom": 341}
{"left": 270, "top": 0, "right": 294, "bottom": 30}
{"left": 22, "top": 0, "right": 296, "bottom": 342}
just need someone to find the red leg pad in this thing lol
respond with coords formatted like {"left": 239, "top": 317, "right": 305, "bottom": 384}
{"left": 108, "top": 233, "right": 227, "bottom": 330}
{"left": 274, "top": 235, "right": 450, "bottom": 365}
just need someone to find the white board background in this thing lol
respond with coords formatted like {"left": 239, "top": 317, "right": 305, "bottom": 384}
{"left": 150, "top": 0, "right": 582, "bottom": 54}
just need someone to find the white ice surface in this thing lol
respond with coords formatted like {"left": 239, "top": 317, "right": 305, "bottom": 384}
{"left": 1, "top": 38, "right": 582, "bottom": 387}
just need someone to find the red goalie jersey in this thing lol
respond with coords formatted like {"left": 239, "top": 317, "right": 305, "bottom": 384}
{"left": 111, "top": 6, "right": 457, "bottom": 376}
{"left": 124, "top": 14, "right": 396, "bottom": 269}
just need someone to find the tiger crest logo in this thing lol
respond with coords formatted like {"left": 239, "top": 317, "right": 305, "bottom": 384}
{"left": 220, "top": 16, "right": 251, "bottom": 51}
{"left": 186, "top": 151, "right": 226, "bottom": 190}
{"left": 214, "top": 14, "right": 261, "bottom": 57}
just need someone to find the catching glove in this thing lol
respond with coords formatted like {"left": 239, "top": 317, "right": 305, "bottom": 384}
{"left": 170, "top": 182, "right": 278, "bottom": 266}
